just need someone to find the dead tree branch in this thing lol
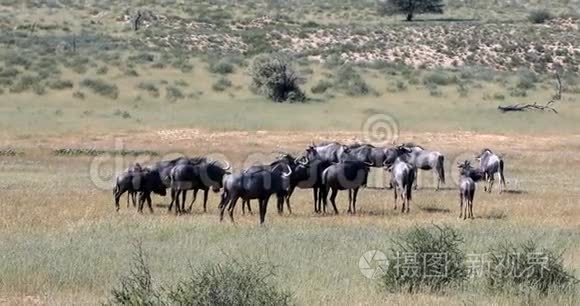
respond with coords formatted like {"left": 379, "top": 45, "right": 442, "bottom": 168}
{"left": 498, "top": 74, "right": 562, "bottom": 114}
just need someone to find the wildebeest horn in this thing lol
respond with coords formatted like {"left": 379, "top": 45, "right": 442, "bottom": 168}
{"left": 364, "top": 161, "right": 374, "bottom": 166}
{"left": 282, "top": 164, "right": 292, "bottom": 177}
{"left": 221, "top": 160, "right": 231, "bottom": 171}
{"left": 295, "top": 155, "right": 308, "bottom": 165}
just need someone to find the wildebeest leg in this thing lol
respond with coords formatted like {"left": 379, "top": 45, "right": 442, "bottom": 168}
{"left": 330, "top": 188, "right": 339, "bottom": 215}
{"left": 114, "top": 188, "right": 124, "bottom": 212}
{"left": 246, "top": 200, "right": 253, "bottom": 214}
{"left": 228, "top": 196, "right": 239, "bottom": 223}
{"left": 132, "top": 192, "right": 137, "bottom": 207}
{"left": 393, "top": 186, "right": 398, "bottom": 210}
{"left": 168, "top": 189, "right": 176, "bottom": 213}
{"left": 138, "top": 193, "right": 145, "bottom": 213}
{"left": 259, "top": 197, "right": 271, "bottom": 224}
{"left": 241, "top": 200, "right": 247, "bottom": 215}
{"left": 284, "top": 186, "right": 295, "bottom": 215}
{"left": 459, "top": 193, "right": 464, "bottom": 219}
{"left": 219, "top": 192, "right": 231, "bottom": 222}
{"left": 202, "top": 189, "right": 209, "bottom": 213}
{"left": 174, "top": 190, "right": 181, "bottom": 215}
{"left": 352, "top": 187, "right": 359, "bottom": 214}
{"left": 413, "top": 169, "right": 419, "bottom": 190}
{"left": 126, "top": 191, "right": 130, "bottom": 208}
{"left": 312, "top": 188, "right": 319, "bottom": 213}
{"left": 181, "top": 190, "right": 188, "bottom": 213}
{"left": 347, "top": 189, "right": 352, "bottom": 214}
{"left": 434, "top": 169, "right": 440, "bottom": 191}
{"left": 146, "top": 193, "right": 153, "bottom": 214}
{"left": 187, "top": 189, "right": 198, "bottom": 213}
{"left": 488, "top": 174, "right": 494, "bottom": 193}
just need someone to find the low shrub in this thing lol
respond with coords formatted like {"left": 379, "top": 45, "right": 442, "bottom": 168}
{"left": 528, "top": 9, "right": 553, "bottom": 24}
{"left": 485, "top": 240, "right": 577, "bottom": 294}
{"left": 80, "top": 78, "right": 119, "bottom": 99}
{"left": 209, "top": 59, "right": 235, "bottom": 74}
{"left": 311, "top": 80, "right": 333, "bottom": 94}
{"left": 166, "top": 86, "right": 184, "bottom": 101}
{"left": 47, "top": 79, "right": 74, "bottom": 90}
{"left": 72, "top": 91, "right": 85, "bottom": 100}
{"left": 137, "top": 82, "right": 160, "bottom": 98}
{"left": 381, "top": 225, "right": 467, "bottom": 293}
{"left": 334, "top": 65, "right": 374, "bottom": 96}
{"left": 423, "top": 70, "right": 458, "bottom": 86}
{"left": 212, "top": 77, "right": 232, "bottom": 92}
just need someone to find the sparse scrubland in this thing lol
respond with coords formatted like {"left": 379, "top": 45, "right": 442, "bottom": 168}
{"left": 0, "top": 0, "right": 579, "bottom": 305}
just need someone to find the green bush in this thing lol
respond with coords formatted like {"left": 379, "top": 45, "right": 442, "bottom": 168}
{"left": 423, "top": 70, "right": 458, "bottom": 86}
{"left": 311, "top": 80, "right": 333, "bottom": 94}
{"left": 48, "top": 79, "right": 74, "bottom": 90}
{"left": 108, "top": 245, "right": 293, "bottom": 306}
{"left": 80, "top": 78, "right": 119, "bottom": 99}
{"left": 485, "top": 240, "right": 577, "bottom": 294}
{"left": 250, "top": 53, "right": 305, "bottom": 102}
{"left": 167, "top": 261, "right": 294, "bottom": 305}
{"left": 212, "top": 77, "right": 232, "bottom": 92}
{"left": 335, "top": 65, "right": 374, "bottom": 96}
{"left": 137, "top": 82, "right": 160, "bottom": 98}
{"left": 166, "top": 86, "right": 184, "bottom": 101}
{"left": 209, "top": 59, "right": 235, "bottom": 74}
{"left": 381, "top": 225, "right": 467, "bottom": 293}
{"left": 528, "top": 9, "right": 553, "bottom": 24}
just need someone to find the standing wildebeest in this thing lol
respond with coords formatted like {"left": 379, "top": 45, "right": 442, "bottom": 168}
{"left": 308, "top": 142, "right": 351, "bottom": 163}
{"left": 169, "top": 159, "right": 231, "bottom": 215}
{"left": 342, "top": 143, "right": 389, "bottom": 166}
{"left": 402, "top": 143, "right": 445, "bottom": 190}
{"left": 457, "top": 160, "right": 476, "bottom": 219}
{"left": 129, "top": 168, "right": 167, "bottom": 213}
{"left": 385, "top": 156, "right": 416, "bottom": 213}
{"left": 219, "top": 164, "right": 292, "bottom": 224}
{"left": 475, "top": 148, "right": 506, "bottom": 193}
{"left": 457, "top": 160, "right": 485, "bottom": 183}
{"left": 113, "top": 163, "right": 142, "bottom": 210}
{"left": 321, "top": 160, "right": 372, "bottom": 214}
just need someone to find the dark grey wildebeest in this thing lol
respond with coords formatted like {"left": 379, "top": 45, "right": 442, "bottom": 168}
{"left": 457, "top": 161, "right": 476, "bottom": 219}
{"left": 385, "top": 157, "right": 416, "bottom": 213}
{"left": 219, "top": 164, "right": 292, "bottom": 224}
{"left": 128, "top": 168, "right": 167, "bottom": 213}
{"left": 475, "top": 148, "right": 506, "bottom": 193}
{"left": 321, "top": 160, "right": 372, "bottom": 214}
{"left": 169, "top": 159, "right": 231, "bottom": 215}
{"left": 402, "top": 143, "right": 445, "bottom": 191}
{"left": 113, "top": 163, "right": 142, "bottom": 210}
{"left": 457, "top": 160, "right": 485, "bottom": 183}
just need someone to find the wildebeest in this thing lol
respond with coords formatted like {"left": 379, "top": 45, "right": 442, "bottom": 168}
{"left": 169, "top": 159, "right": 231, "bottom": 215}
{"left": 307, "top": 141, "right": 351, "bottom": 163}
{"left": 402, "top": 143, "right": 445, "bottom": 190}
{"left": 458, "top": 161, "right": 476, "bottom": 219}
{"left": 475, "top": 148, "right": 506, "bottom": 193}
{"left": 321, "top": 160, "right": 372, "bottom": 214}
{"left": 385, "top": 156, "right": 415, "bottom": 213}
{"left": 113, "top": 163, "right": 142, "bottom": 210}
{"left": 219, "top": 164, "right": 292, "bottom": 224}
{"left": 457, "top": 160, "right": 485, "bottom": 183}
{"left": 342, "top": 143, "right": 389, "bottom": 166}
{"left": 128, "top": 168, "right": 167, "bottom": 213}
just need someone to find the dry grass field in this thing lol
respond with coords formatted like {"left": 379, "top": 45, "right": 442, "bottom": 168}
{"left": 1, "top": 0, "right": 580, "bottom": 305}
{"left": 1, "top": 129, "right": 579, "bottom": 305}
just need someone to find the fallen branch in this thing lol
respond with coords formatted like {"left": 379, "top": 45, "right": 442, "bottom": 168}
{"left": 498, "top": 74, "right": 561, "bottom": 114}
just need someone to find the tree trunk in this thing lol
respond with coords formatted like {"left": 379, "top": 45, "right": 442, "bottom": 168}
{"left": 406, "top": 12, "right": 414, "bottom": 21}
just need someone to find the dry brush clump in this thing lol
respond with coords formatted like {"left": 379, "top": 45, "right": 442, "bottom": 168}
{"left": 249, "top": 53, "right": 305, "bottom": 102}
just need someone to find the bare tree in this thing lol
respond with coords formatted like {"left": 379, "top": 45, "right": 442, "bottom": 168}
{"left": 377, "top": 0, "right": 444, "bottom": 21}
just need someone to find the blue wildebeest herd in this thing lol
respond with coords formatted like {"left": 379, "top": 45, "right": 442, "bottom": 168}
{"left": 113, "top": 142, "right": 506, "bottom": 223}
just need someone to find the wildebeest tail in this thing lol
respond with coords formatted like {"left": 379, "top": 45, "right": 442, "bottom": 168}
{"left": 499, "top": 159, "right": 506, "bottom": 186}
{"left": 437, "top": 155, "right": 445, "bottom": 184}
